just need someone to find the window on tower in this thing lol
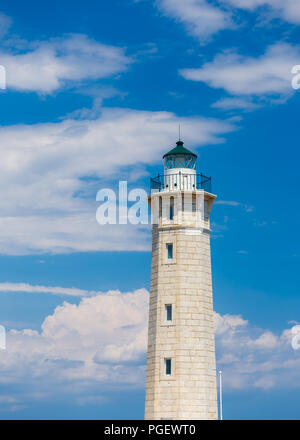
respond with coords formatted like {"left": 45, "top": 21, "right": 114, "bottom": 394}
{"left": 165, "top": 304, "right": 172, "bottom": 322}
{"left": 159, "top": 197, "right": 162, "bottom": 221}
{"left": 166, "top": 243, "right": 173, "bottom": 259}
{"left": 170, "top": 196, "right": 174, "bottom": 220}
{"left": 165, "top": 358, "right": 172, "bottom": 376}
{"left": 192, "top": 195, "right": 196, "bottom": 213}
{"left": 204, "top": 200, "right": 209, "bottom": 221}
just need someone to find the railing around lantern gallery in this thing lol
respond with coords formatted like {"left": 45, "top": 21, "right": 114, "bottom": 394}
{"left": 150, "top": 172, "right": 212, "bottom": 193}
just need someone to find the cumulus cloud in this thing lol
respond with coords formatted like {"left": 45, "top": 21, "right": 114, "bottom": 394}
{"left": 156, "top": 0, "right": 233, "bottom": 41}
{"left": 0, "top": 33, "right": 131, "bottom": 93}
{"left": 180, "top": 43, "right": 300, "bottom": 97}
{"left": 0, "top": 107, "right": 235, "bottom": 255}
{"left": 0, "top": 288, "right": 149, "bottom": 410}
{"left": 215, "top": 313, "right": 248, "bottom": 335}
{"left": 215, "top": 312, "right": 300, "bottom": 390}
{"left": 0, "top": 285, "right": 300, "bottom": 410}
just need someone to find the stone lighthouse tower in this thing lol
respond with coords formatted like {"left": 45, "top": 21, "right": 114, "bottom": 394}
{"left": 144, "top": 140, "right": 218, "bottom": 420}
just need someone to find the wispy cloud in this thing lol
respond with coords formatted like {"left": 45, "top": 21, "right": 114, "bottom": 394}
{"left": 180, "top": 43, "right": 299, "bottom": 98}
{"left": 0, "top": 282, "right": 90, "bottom": 297}
{"left": 215, "top": 200, "right": 254, "bottom": 212}
{"left": 0, "top": 33, "right": 131, "bottom": 93}
{"left": 212, "top": 97, "right": 262, "bottom": 112}
{"left": 155, "top": 0, "right": 300, "bottom": 45}
{"left": 223, "top": 0, "right": 300, "bottom": 25}
{"left": 156, "top": 0, "right": 300, "bottom": 42}
{"left": 155, "top": 0, "right": 233, "bottom": 42}
{"left": 0, "top": 12, "right": 11, "bottom": 38}
{"left": 0, "top": 108, "right": 235, "bottom": 255}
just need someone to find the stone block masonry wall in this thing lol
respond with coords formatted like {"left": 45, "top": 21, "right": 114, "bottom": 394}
{"left": 145, "top": 220, "right": 218, "bottom": 420}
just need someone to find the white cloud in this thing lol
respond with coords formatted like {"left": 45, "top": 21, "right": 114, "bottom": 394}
{"left": 180, "top": 43, "right": 300, "bottom": 96}
{"left": 1, "top": 285, "right": 300, "bottom": 410}
{"left": 215, "top": 312, "right": 300, "bottom": 390}
{"left": 0, "top": 282, "right": 90, "bottom": 297}
{"left": 215, "top": 313, "right": 248, "bottom": 335}
{"left": 223, "top": 0, "right": 300, "bottom": 25}
{"left": 0, "top": 107, "right": 235, "bottom": 255}
{"left": 0, "top": 288, "right": 149, "bottom": 410}
{"left": 0, "top": 281, "right": 149, "bottom": 299}
{"left": 0, "top": 12, "right": 11, "bottom": 38}
{"left": 215, "top": 199, "right": 254, "bottom": 212}
{"left": 212, "top": 97, "right": 262, "bottom": 111}
{"left": 0, "top": 33, "right": 131, "bottom": 93}
{"left": 155, "top": 0, "right": 300, "bottom": 42}
{"left": 222, "top": 0, "right": 266, "bottom": 8}
{"left": 0, "top": 214, "right": 151, "bottom": 255}
{"left": 156, "top": 0, "right": 233, "bottom": 41}
{"left": 215, "top": 200, "right": 241, "bottom": 207}
{"left": 249, "top": 331, "right": 278, "bottom": 349}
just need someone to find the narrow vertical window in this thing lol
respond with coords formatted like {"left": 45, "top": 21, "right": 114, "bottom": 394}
{"left": 165, "top": 304, "right": 172, "bottom": 322}
{"left": 170, "top": 196, "right": 174, "bottom": 220}
{"left": 165, "top": 358, "right": 172, "bottom": 376}
{"left": 204, "top": 200, "right": 209, "bottom": 220}
{"left": 192, "top": 195, "right": 196, "bottom": 213}
{"left": 159, "top": 196, "right": 162, "bottom": 220}
{"left": 166, "top": 243, "right": 173, "bottom": 260}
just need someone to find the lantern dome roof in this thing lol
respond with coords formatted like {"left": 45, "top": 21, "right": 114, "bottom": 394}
{"left": 163, "top": 140, "right": 197, "bottom": 159}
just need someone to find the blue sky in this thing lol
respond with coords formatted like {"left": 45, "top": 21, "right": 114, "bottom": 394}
{"left": 0, "top": 0, "right": 300, "bottom": 419}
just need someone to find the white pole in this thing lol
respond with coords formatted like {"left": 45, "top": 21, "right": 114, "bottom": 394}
{"left": 219, "top": 370, "right": 223, "bottom": 420}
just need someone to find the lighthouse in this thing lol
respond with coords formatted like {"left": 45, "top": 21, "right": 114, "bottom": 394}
{"left": 144, "top": 140, "right": 218, "bottom": 420}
